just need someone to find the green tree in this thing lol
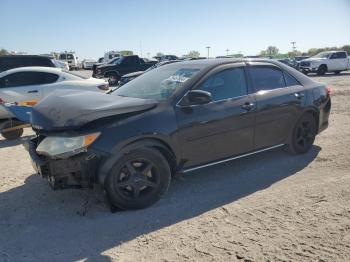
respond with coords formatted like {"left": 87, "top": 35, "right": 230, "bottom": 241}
{"left": 266, "top": 46, "right": 279, "bottom": 56}
{"left": 259, "top": 46, "right": 279, "bottom": 57}
{"left": 307, "top": 48, "right": 319, "bottom": 56}
{"left": 0, "top": 48, "right": 8, "bottom": 56}
{"left": 287, "top": 50, "right": 302, "bottom": 57}
{"left": 187, "top": 50, "right": 200, "bottom": 58}
{"left": 341, "top": 45, "right": 350, "bottom": 54}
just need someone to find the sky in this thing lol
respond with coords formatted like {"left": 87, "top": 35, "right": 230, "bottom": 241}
{"left": 1, "top": 0, "right": 350, "bottom": 60}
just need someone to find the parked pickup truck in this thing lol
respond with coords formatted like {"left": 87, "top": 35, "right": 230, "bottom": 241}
{"left": 299, "top": 51, "right": 350, "bottom": 75}
{"left": 93, "top": 55, "right": 157, "bottom": 85}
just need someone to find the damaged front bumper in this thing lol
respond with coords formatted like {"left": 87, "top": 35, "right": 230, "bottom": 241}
{"left": 25, "top": 138, "right": 103, "bottom": 190}
{"left": 299, "top": 66, "right": 318, "bottom": 73}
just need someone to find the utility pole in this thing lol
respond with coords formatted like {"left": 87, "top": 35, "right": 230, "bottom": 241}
{"left": 139, "top": 41, "right": 143, "bottom": 57}
{"left": 291, "top": 41, "right": 296, "bottom": 52}
{"left": 226, "top": 49, "right": 229, "bottom": 56}
{"left": 206, "top": 46, "right": 210, "bottom": 59}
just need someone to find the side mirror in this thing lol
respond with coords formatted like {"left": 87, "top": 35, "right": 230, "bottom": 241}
{"left": 187, "top": 90, "right": 212, "bottom": 105}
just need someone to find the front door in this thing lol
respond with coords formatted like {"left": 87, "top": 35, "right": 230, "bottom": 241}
{"left": 175, "top": 65, "right": 256, "bottom": 168}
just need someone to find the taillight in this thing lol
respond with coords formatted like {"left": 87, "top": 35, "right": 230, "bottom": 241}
{"left": 326, "top": 86, "right": 332, "bottom": 95}
{"left": 98, "top": 83, "right": 109, "bottom": 91}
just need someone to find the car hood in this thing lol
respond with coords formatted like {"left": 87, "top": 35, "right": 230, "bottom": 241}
{"left": 30, "top": 90, "right": 158, "bottom": 131}
{"left": 302, "top": 58, "right": 326, "bottom": 63}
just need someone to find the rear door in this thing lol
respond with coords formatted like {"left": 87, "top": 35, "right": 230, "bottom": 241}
{"left": 247, "top": 63, "right": 305, "bottom": 149}
{"left": 0, "top": 71, "right": 57, "bottom": 105}
{"left": 328, "top": 52, "right": 348, "bottom": 71}
{"left": 175, "top": 64, "right": 256, "bottom": 168}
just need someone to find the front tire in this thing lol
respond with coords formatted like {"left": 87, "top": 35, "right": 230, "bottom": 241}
{"left": 317, "top": 65, "right": 327, "bottom": 76}
{"left": 105, "top": 148, "right": 171, "bottom": 210}
{"left": 107, "top": 72, "right": 120, "bottom": 86}
{"left": 288, "top": 113, "right": 317, "bottom": 154}
{"left": 0, "top": 121, "right": 24, "bottom": 140}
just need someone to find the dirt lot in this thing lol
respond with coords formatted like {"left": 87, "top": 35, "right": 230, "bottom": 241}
{"left": 1, "top": 72, "right": 350, "bottom": 262}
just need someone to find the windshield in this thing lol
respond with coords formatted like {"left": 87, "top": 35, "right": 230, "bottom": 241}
{"left": 108, "top": 57, "right": 121, "bottom": 64}
{"left": 313, "top": 52, "right": 332, "bottom": 58}
{"left": 59, "top": 54, "right": 74, "bottom": 60}
{"left": 112, "top": 64, "right": 202, "bottom": 100}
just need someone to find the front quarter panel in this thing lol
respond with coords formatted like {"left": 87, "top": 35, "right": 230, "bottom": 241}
{"left": 91, "top": 103, "right": 180, "bottom": 158}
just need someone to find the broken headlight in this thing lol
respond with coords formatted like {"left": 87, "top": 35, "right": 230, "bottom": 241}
{"left": 36, "top": 133, "right": 100, "bottom": 157}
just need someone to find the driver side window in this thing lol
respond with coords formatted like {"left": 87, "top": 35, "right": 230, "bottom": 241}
{"left": 198, "top": 68, "right": 247, "bottom": 101}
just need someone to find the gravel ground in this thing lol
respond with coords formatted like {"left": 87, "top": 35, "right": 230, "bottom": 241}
{"left": 0, "top": 71, "right": 350, "bottom": 262}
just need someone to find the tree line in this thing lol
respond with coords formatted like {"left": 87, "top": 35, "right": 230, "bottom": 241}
{"left": 259, "top": 45, "right": 350, "bottom": 58}
{"left": 2, "top": 45, "right": 350, "bottom": 59}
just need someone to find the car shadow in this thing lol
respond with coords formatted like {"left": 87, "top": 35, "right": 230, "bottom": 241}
{"left": 308, "top": 71, "right": 350, "bottom": 78}
{"left": 0, "top": 135, "right": 35, "bottom": 149}
{"left": 0, "top": 146, "right": 320, "bottom": 261}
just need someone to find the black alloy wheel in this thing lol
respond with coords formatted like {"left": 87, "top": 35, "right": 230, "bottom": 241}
{"left": 289, "top": 113, "right": 316, "bottom": 154}
{"left": 317, "top": 65, "right": 327, "bottom": 76}
{"left": 115, "top": 159, "right": 159, "bottom": 199}
{"left": 105, "top": 148, "right": 171, "bottom": 210}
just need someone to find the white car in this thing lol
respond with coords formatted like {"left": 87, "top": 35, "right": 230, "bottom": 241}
{"left": 82, "top": 59, "right": 97, "bottom": 69}
{"left": 52, "top": 59, "right": 69, "bottom": 70}
{"left": 0, "top": 67, "right": 109, "bottom": 119}
{"left": 59, "top": 53, "right": 79, "bottom": 70}
{"left": 299, "top": 51, "right": 350, "bottom": 75}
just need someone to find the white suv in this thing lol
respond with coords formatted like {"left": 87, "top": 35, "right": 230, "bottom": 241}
{"left": 299, "top": 51, "right": 350, "bottom": 75}
{"left": 59, "top": 53, "right": 79, "bottom": 70}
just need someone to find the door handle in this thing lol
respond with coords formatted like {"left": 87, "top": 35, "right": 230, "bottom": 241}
{"left": 27, "top": 90, "right": 38, "bottom": 93}
{"left": 294, "top": 92, "right": 305, "bottom": 99}
{"left": 241, "top": 102, "right": 255, "bottom": 111}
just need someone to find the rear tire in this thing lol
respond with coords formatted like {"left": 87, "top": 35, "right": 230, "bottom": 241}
{"left": 317, "top": 65, "right": 327, "bottom": 76}
{"left": 287, "top": 113, "right": 316, "bottom": 154}
{"left": 105, "top": 148, "right": 171, "bottom": 210}
{"left": 0, "top": 121, "right": 24, "bottom": 140}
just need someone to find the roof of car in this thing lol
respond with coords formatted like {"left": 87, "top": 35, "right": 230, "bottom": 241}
{"left": 0, "top": 55, "right": 53, "bottom": 59}
{"left": 0, "top": 66, "right": 62, "bottom": 77}
{"left": 170, "top": 58, "right": 276, "bottom": 66}
{"left": 167, "top": 58, "right": 314, "bottom": 86}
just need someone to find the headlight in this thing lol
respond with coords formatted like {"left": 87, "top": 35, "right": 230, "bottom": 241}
{"left": 36, "top": 133, "right": 100, "bottom": 157}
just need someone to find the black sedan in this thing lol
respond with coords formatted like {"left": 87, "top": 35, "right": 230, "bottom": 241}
{"left": 27, "top": 59, "right": 331, "bottom": 210}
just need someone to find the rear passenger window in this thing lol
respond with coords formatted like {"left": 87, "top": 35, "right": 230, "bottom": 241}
{"left": 249, "top": 67, "right": 286, "bottom": 91}
{"left": 0, "top": 72, "right": 59, "bottom": 88}
{"left": 284, "top": 72, "right": 300, "bottom": 86}
{"left": 337, "top": 52, "right": 347, "bottom": 59}
{"left": 198, "top": 68, "right": 247, "bottom": 101}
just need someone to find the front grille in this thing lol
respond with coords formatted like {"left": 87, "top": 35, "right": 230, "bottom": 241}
{"left": 300, "top": 61, "right": 310, "bottom": 67}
